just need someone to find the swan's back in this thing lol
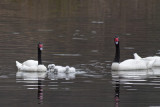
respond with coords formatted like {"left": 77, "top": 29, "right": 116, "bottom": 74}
{"left": 23, "top": 60, "right": 38, "bottom": 67}
{"left": 118, "top": 59, "right": 148, "bottom": 70}
{"left": 134, "top": 53, "right": 160, "bottom": 67}
{"left": 16, "top": 60, "right": 46, "bottom": 72}
{"left": 112, "top": 59, "right": 154, "bottom": 71}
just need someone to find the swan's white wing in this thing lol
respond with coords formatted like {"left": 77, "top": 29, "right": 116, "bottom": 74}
{"left": 119, "top": 59, "right": 148, "bottom": 70}
{"left": 20, "top": 65, "right": 37, "bottom": 71}
{"left": 22, "top": 60, "right": 38, "bottom": 67}
{"left": 145, "top": 56, "right": 160, "bottom": 66}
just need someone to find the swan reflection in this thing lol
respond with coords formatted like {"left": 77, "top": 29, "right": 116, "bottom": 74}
{"left": 112, "top": 67, "right": 160, "bottom": 81}
{"left": 16, "top": 71, "right": 47, "bottom": 81}
{"left": 112, "top": 67, "right": 160, "bottom": 107}
{"left": 47, "top": 71, "right": 76, "bottom": 80}
{"left": 16, "top": 70, "right": 46, "bottom": 104}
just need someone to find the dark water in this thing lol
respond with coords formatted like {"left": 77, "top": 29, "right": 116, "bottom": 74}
{"left": 0, "top": 0, "right": 160, "bottom": 107}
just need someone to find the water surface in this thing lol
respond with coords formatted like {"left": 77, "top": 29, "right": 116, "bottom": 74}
{"left": 0, "top": 0, "right": 160, "bottom": 107}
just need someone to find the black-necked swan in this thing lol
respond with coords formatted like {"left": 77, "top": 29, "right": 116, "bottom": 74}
{"left": 111, "top": 36, "right": 155, "bottom": 71}
{"left": 134, "top": 53, "right": 160, "bottom": 67}
{"left": 16, "top": 42, "right": 47, "bottom": 72}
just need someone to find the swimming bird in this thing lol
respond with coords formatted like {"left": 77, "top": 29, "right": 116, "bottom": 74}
{"left": 134, "top": 53, "right": 160, "bottom": 67}
{"left": 111, "top": 36, "right": 154, "bottom": 71}
{"left": 16, "top": 42, "right": 47, "bottom": 72}
{"left": 65, "top": 66, "right": 76, "bottom": 73}
{"left": 48, "top": 64, "right": 76, "bottom": 73}
{"left": 48, "top": 64, "right": 67, "bottom": 73}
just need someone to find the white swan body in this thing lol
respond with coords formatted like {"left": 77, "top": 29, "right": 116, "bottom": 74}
{"left": 16, "top": 60, "right": 47, "bottom": 72}
{"left": 111, "top": 59, "right": 154, "bottom": 71}
{"left": 134, "top": 53, "right": 160, "bottom": 67}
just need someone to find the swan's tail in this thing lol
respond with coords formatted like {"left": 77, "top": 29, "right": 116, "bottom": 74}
{"left": 133, "top": 53, "right": 142, "bottom": 59}
{"left": 16, "top": 61, "right": 22, "bottom": 70}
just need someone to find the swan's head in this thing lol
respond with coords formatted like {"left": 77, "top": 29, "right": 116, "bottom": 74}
{"left": 38, "top": 42, "right": 43, "bottom": 51}
{"left": 114, "top": 36, "right": 119, "bottom": 45}
{"left": 48, "top": 64, "right": 55, "bottom": 70}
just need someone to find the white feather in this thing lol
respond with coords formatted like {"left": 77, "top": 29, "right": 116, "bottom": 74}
{"left": 48, "top": 64, "right": 76, "bottom": 73}
{"left": 134, "top": 53, "right": 160, "bottom": 67}
{"left": 111, "top": 59, "right": 155, "bottom": 71}
{"left": 16, "top": 60, "right": 47, "bottom": 72}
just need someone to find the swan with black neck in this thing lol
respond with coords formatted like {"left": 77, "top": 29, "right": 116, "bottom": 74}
{"left": 111, "top": 36, "right": 154, "bottom": 71}
{"left": 16, "top": 42, "right": 47, "bottom": 72}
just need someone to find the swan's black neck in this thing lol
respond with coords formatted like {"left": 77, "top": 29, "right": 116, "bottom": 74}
{"left": 38, "top": 43, "right": 43, "bottom": 65}
{"left": 114, "top": 38, "right": 120, "bottom": 62}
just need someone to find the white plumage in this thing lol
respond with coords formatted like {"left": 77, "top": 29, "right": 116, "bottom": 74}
{"left": 134, "top": 53, "right": 160, "bottom": 67}
{"left": 66, "top": 66, "right": 76, "bottom": 73}
{"left": 111, "top": 36, "right": 155, "bottom": 71}
{"left": 16, "top": 60, "right": 47, "bottom": 72}
{"left": 48, "top": 64, "right": 76, "bottom": 73}
{"left": 111, "top": 59, "right": 155, "bottom": 71}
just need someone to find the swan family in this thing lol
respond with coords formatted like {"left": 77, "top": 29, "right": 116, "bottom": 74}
{"left": 16, "top": 37, "right": 160, "bottom": 72}
{"left": 16, "top": 42, "right": 76, "bottom": 73}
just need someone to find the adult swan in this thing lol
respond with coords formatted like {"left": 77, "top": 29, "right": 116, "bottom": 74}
{"left": 16, "top": 42, "right": 47, "bottom": 72}
{"left": 111, "top": 36, "right": 154, "bottom": 71}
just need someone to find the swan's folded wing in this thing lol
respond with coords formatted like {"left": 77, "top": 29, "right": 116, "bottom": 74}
{"left": 119, "top": 59, "right": 148, "bottom": 70}
{"left": 22, "top": 60, "right": 38, "bottom": 67}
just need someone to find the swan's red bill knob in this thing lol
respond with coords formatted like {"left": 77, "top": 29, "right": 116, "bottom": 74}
{"left": 39, "top": 43, "right": 43, "bottom": 50}
{"left": 114, "top": 37, "right": 119, "bottom": 45}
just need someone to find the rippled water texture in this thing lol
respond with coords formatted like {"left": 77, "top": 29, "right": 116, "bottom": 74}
{"left": 0, "top": 0, "right": 160, "bottom": 107}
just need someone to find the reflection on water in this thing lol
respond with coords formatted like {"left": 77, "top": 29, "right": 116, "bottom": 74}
{"left": 48, "top": 72, "right": 76, "bottom": 80}
{"left": 16, "top": 70, "right": 85, "bottom": 104}
{"left": 114, "top": 80, "right": 120, "bottom": 107}
{"left": 112, "top": 67, "right": 160, "bottom": 107}
{"left": 16, "top": 71, "right": 46, "bottom": 104}
{"left": 0, "top": 0, "right": 160, "bottom": 107}
{"left": 37, "top": 80, "right": 43, "bottom": 104}
{"left": 16, "top": 71, "right": 47, "bottom": 81}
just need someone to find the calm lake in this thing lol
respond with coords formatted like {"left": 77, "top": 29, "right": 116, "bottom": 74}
{"left": 0, "top": 0, "right": 160, "bottom": 107}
